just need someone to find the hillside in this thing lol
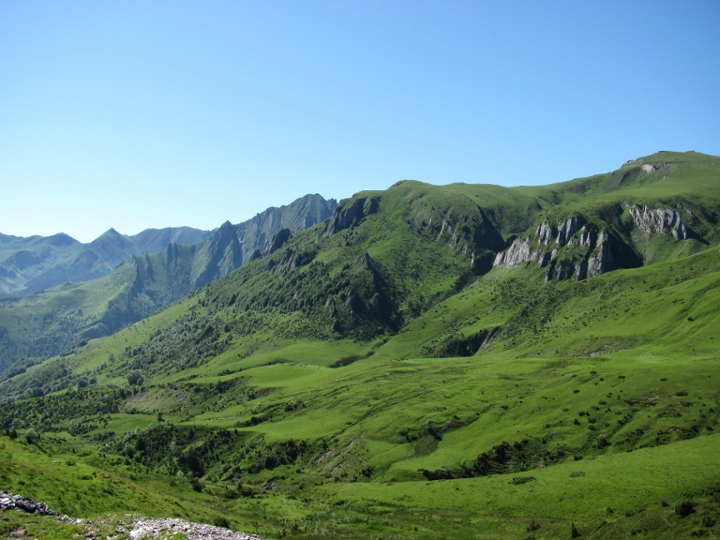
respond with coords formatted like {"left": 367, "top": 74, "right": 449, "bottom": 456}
{"left": 0, "top": 194, "right": 336, "bottom": 372}
{"left": 1, "top": 151, "right": 719, "bottom": 539}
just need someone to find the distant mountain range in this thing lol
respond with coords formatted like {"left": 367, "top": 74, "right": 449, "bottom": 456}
{"left": 0, "top": 194, "right": 336, "bottom": 370}
{"left": 1, "top": 194, "right": 336, "bottom": 296}
{"left": 0, "top": 227, "right": 211, "bottom": 295}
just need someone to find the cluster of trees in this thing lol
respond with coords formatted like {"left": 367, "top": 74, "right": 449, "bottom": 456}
{"left": 108, "top": 311, "right": 231, "bottom": 378}
{"left": 0, "top": 386, "right": 128, "bottom": 432}
{"left": 114, "top": 422, "right": 314, "bottom": 482}
{"left": 0, "top": 359, "right": 100, "bottom": 404}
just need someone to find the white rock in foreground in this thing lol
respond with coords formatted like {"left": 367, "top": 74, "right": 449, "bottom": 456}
{"left": 129, "top": 517, "right": 265, "bottom": 540}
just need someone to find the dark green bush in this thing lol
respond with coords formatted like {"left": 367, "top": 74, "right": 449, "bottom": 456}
{"left": 675, "top": 500, "right": 696, "bottom": 517}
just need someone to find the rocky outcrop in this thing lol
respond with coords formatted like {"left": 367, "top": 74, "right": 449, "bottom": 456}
{"left": 578, "top": 226, "right": 596, "bottom": 248}
{"left": 0, "top": 491, "right": 59, "bottom": 515}
{"left": 532, "top": 216, "right": 585, "bottom": 248}
{"left": 493, "top": 237, "right": 542, "bottom": 268}
{"left": 587, "top": 231, "right": 613, "bottom": 278}
{"left": 265, "top": 229, "right": 291, "bottom": 255}
{"left": 326, "top": 197, "right": 380, "bottom": 236}
{"left": 495, "top": 216, "right": 585, "bottom": 269}
{"left": 556, "top": 216, "right": 584, "bottom": 246}
{"left": 543, "top": 229, "right": 641, "bottom": 282}
{"left": 0, "top": 492, "right": 264, "bottom": 540}
{"left": 628, "top": 205, "right": 689, "bottom": 240}
{"left": 495, "top": 210, "right": 646, "bottom": 282}
{"left": 128, "top": 517, "right": 263, "bottom": 539}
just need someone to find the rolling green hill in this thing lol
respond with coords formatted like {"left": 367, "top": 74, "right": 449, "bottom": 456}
{"left": 1, "top": 151, "right": 719, "bottom": 539}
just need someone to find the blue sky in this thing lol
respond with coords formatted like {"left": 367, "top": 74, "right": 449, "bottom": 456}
{"left": 1, "top": 0, "right": 718, "bottom": 242}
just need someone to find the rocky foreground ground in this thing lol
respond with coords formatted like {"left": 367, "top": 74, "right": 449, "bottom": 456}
{"left": 0, "top": 491, "right": 265, "bottom": 540}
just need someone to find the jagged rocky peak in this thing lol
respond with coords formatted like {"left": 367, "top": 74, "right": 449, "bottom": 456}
{"left": 253, "top": 210, "right": 274, "bottom": 229}
{"left": 208, "top": 221, "right": 239, "bottom": 247}
{"left": 628, "top": 205, "right": 689, "bottom": 240}
{"left": 45, "top": 232, "right": 81, "bottom": 247}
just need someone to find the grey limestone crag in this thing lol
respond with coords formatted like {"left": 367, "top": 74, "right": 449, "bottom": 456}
{"left": 628, "top": 205, "right": 689, "bottom": 240}
{"left": 493, "top": 203, "right": 694, "bottom": 282}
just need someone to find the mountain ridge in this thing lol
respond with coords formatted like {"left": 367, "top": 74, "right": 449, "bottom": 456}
{"left": 0, "top": 194, "right": 337, "bottom": 371}
{"left": 0, "top": 226, "right": 213, "bottom": 296}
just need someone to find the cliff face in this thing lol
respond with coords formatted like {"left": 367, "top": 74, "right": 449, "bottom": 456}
{"left": 240, "top": 194, "right": 336, "bottom": 259}
{"left": 493, "top": 202, "right": 702, "bottom": 282}
{"left": 629, "top": 205, "right": 688, "bottom": 240}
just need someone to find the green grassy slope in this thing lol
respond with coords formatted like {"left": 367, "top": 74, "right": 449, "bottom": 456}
{"left": 0, "top": 246, "right": 200, "bottom": 374}
{"left": 1, "top": 151, "right": 720, "bottom": 539}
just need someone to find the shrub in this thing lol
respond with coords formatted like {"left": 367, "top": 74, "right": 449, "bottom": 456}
{"left": 24, "top": 428, "right": 39, "bottom": 443}
{"left": 675, "top": 500, "right": 696, "bottom": 517}
{"left": 238, "top": 484, "right": 256, "bottom": 497}
{"left": 214, "top": 516, "right": 231, "bottom": 529}
{"left": 127, "top": 370, "right": 144, "bottom": 386}
{"left": 190, "top": 477, "right": 204, "bottom": 492}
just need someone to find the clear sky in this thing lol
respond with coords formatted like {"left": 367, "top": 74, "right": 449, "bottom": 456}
{"left": 1, "top": 0, "right": 718, "bottom": 242}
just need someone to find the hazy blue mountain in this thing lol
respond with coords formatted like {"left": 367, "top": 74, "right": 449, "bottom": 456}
{"left": 128, "top": 227, "right": 212, "bottom": 255}
{"left": 0, "top": 227, "right": 212, "bottom": 296}
{"left": 0, "top": 196, "right": 335, "bottom": 296}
